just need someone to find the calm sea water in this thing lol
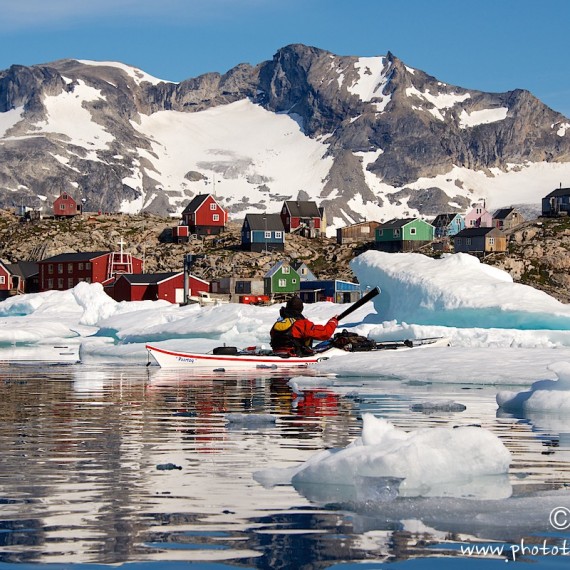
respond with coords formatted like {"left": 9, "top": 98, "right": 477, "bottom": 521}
{"left": 0, "top": 363, "right": 569, "bottom": 570}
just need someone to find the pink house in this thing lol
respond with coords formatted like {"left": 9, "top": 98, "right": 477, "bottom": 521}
{"left": 465, "top": 202, "right": 493, "bottom": 229}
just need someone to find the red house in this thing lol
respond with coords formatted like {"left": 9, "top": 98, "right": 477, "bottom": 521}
{"left": 280, "top": 201, "right": 323, "bottom": 237}
{"left": 38, "top": 251, "right": 143, "bottom": 292}
{"left": 0, "top": 261, "right": 40, "bottom": 299}
{"left": 0, "top": 261, "right": 13, "bottom": 298}
{"left": 53, "top": 192, "right": 81, "bottom": 218}
{"left": 181, "top": 194, "right": 228, "bottom": 236}
{"left": 107, "top": 272, "right": 209, "bottom": 303}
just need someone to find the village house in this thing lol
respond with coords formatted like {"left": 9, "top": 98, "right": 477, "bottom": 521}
{"left": 299, "top": 279, "right": 361, "bottom": 304}
{"left": 375, "top": 218, "right": 435, "bottom": 252}
{"left": 542, "top": 187, "right": 570, "bottom": 217}
{"left": 181, "top": 194, "right": 228, "bottom": 236}
{"left": 492, "top": 207, "right": 525, "bottom": 231}
{"left": 0, "top": 261, "right": 40, "bottom": 299}
{"left": 432, "top": 213, "right": 465, "bottom": 238}
{"left": 53, "top": 192, "right": 82, "bottom": 218}
{"left": 106, "top": 272, "right": 207, "bottom": 304}
{"left": 210, "top": 276, "right": 266, "bottom": 300}
{"left": 290, "top": 261, "right": 316, "bottom": 281}
{"left": 465, "top": 202, "right": 493, "bottom": 228}
{"left": 453, "top": 227, "right": 507, "bottom": 255}
{"left": 241, "top": 213, "right": 285, "bottom": 252}
{"left": 264, "top": 260, "right": 300, "bottom": 297}
{"left": 336, "top": 221, "right": 380, "bottom": 245}
{"left": 38, "top": 250, "right": 143, "bottom": 292}
{"left": 280, "top": 200, "right": 324, "bottom": 237}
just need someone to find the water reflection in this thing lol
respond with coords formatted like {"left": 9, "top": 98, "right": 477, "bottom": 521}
{"left": 0, "top": 364, "right": 568, "bottom": 567}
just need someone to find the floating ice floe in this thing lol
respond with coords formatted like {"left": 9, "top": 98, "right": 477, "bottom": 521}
{"left": 497, "top": 361, "right": 570, "bottom": 413}
{"left": 254, "top": 413, "right": 512, "bottom": 502}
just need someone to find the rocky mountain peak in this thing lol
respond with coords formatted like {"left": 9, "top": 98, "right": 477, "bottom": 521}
{"left": 0, "top": 44, "right": 568, "bottom": 232}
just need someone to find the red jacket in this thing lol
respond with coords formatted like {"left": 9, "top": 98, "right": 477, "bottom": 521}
{"left": 291, "top": 317, "right": 338, "bottom": 342}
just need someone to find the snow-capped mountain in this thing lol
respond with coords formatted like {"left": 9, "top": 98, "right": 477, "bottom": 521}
{"left": 1, "top": 44, "right": 569, "bottom": 235}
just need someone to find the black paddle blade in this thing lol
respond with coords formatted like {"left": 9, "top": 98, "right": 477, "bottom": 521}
{"left": 337, "top": 286, "right": 380, "bottom": 322}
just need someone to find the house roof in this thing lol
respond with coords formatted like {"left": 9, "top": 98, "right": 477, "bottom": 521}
{"left": 40, "top": 251, "right": 110, "bottom": 263}
{"left": 5, "top": 261, "right": 39, "bottom": 279}
{"left": 182, "top": 194, "right": 223, "bottom": 214}
{"left": 432, "top": 213, "right": 460, "bottom": 226}
{"left": 117, "top": 272, "right": 183, "bottom": 285}
{"left": 544, "top": 187, "right": 570, "bottom": 199}
{"left": 284, "top": 201, "right": 321, "bottom": 218}
{"left": 264, "top": 260, "right": 296, "bottom": 278}
{"left": 244, "top": 213, "right": 284, "bottom": 231}
{"left": 493, "top": 208, "right": 515, "bottom": 219}
{"left": 378, "top": 218, "right": 418, "bottom": 229}
{"left": 455, "top": 227, "right": 504, "bottom": 237}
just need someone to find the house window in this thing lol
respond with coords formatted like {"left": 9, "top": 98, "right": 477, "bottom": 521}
{"left": 264, "top": 231, "right": 271, "bottom": 239}
{"left": 456, "top": 238, "right": 462, "bottom": 246}
{"left": 48, "top": 264, "right": 53, "bottom": 274}
{"left": 489, "top": 238, "right": 495, "bottom": 245}
{"left": 394, "top": 229, "right": 401, "bottom": 237}
{"left": 476, "top": 208, "right": 482, "bottom": 214}
{"left": 86, "top": 262, "right": 91, "bottom": 270}
{"left": 278, "top": 279, "right": 286, "bottom": 287}
{"left": 60, "top": 204, "right": 65, "bottom": 210}
{"left": 62, "top": 194, "right": 68, "bottom": 200}
{"left": 282, "top": 266, "right": 290, "bottom": 274}
{"left": 410, "top": 227, "right": 417, "bottom": 235}
{"left": 47, "top": 279, "right": 54, "bottom": 289}
{"left": 210, "top": 203, "right": 217, "bottom": 210}
{"left": 57, "top": 278, "right": 64, "bottom": 288}
{"left": 377, "top": 229, "right": 383, "bottom": 237}
{"left": 86, "top": 278, "right": 91, "bottom": 283}
{"left": 67, "top": 263, "right": 73, "bottom": 273}
{"left": 292, "top": 278, "right": 297, "bottom": 284}
{"left": 301, "top": 268, "right": 307, "bottom": 275}
{"left": 275, "top": 231, "right": 282, "bottom": 239}
{"left": 0, "top": 276, "right": 4, "bottom": 285}
{"left": 68, "top": 278, "right": 74, "bottom": 288}
{"left": 212, "top": 214, "right": 219, "bottom": 221}
{"left": 466, "top": 238, "right": 471, "bottom": 245}
{"left": 58, "top": 264, "right": 64, "bottom": 274}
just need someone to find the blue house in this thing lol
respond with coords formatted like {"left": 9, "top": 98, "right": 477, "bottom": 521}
{"left": 432, "top": 213, "right": 465, "bottom": 238}
{"left": 299, "top": 279, "right": 361, "bottom": 304}
{"left": 291, "top": 261, "right": 316, "bottom": 282}
{"left": 241, "top": 214, "right": 285, "bottom": 252}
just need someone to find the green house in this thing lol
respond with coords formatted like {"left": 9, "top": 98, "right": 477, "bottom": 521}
{"left": 375, "top": 218, "right": 435, "bottom": 252}
{"left": 264, "top": 260, "right": 300, "bottom": 296}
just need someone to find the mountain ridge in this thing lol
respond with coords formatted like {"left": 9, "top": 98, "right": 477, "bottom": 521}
{"left": 1, "top": 44, "right": 569, "bottom": 235}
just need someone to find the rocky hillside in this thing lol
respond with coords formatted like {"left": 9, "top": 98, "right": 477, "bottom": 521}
{"left": 0, "top": 210, "right": 568, "bottom": 304}
{"left": 0, "top": 211, "right": 361, "bottom": 283}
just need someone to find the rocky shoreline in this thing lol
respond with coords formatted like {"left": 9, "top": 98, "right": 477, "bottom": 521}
{"left": 0, "top": 210, "right": 568, "bottom": 304}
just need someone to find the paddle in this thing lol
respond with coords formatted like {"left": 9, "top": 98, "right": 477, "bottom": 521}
{"left": 336, "top": 286, "right": 380, "bottom": 322}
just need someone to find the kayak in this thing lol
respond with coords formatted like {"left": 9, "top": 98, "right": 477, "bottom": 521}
{"left": 145, "top": 337, "right": 450, "bottom": 371}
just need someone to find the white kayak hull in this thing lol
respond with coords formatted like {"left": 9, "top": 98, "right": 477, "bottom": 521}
{"left": 145, "top": 345, "right": 349, "bottom": 370}
{"left": 146, "top": 337, "right": 450, "bottom": 371}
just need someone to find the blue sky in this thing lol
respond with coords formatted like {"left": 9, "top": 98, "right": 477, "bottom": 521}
{"left": 2, "top": 0, "right": 569, "bottom": 116}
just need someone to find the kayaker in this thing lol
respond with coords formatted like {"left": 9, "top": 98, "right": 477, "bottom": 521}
{"left": 270, "top": 296, "right": 339, "bottom": 356}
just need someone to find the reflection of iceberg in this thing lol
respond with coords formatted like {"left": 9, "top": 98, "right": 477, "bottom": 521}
{"left": 255, "top": 414, "right": 512, "bottom": 500}
{"left": 350, "top": 491, "right": 570, "bottom": 543}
